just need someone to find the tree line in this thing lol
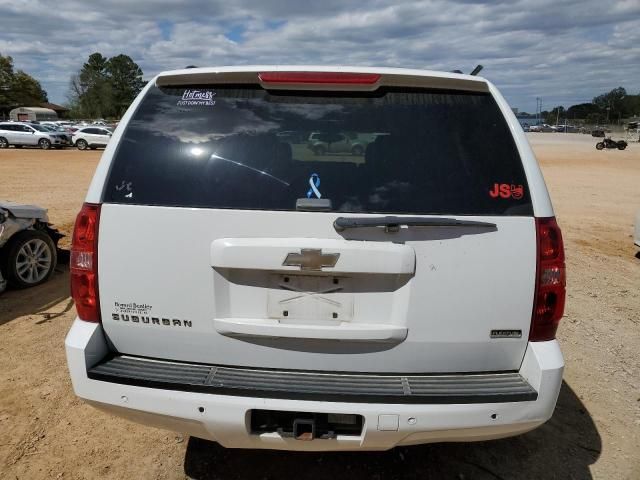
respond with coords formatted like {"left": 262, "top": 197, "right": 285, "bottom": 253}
{"left": 1, "top": 51, "right": 145, "bottom": 120}
{"left": 520, "top": 87, "right": 640, "bottom": 125}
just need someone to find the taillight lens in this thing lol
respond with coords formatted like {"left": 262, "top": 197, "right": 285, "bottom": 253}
{"left": 258, "top": 72, "right": 381, "bottom": 85}
{"left": 70, "top": 203, "right": 101, "bottom": 322}
{"left": 530, "top": 217, "right": 566, "bottom": 341}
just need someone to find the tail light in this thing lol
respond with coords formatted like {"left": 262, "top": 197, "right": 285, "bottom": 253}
{"left": 530, "top": 217, "right": 566, "bottom": 341}
{"left": 258, "top": 72, "right": 381, "bottom": 85}
{"left": 70, "top": 203, "right": 101, "bottom": 322}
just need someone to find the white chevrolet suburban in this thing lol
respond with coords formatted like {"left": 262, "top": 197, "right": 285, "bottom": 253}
{"left": 65, "top": 66, "right": 566, "bottom": 451}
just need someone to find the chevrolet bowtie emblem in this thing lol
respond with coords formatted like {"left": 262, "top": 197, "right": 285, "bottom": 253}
{"left": 283, "top": 249, "right": 340, "bottom": 271}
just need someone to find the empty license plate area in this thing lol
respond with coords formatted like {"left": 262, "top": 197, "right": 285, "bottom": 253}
{"left": 267, "top": 274, "right": 353, "bottom": 324}
{"left": 250, "top": 409, "right": 364, "bottom": 440}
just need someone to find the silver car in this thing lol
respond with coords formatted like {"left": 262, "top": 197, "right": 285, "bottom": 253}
{"left": 41, "top": 124, "right": 72, "bottom": 145}
{"left": 0, "top": 201, "right": 62, "bottom": 293}
{"left": 0, "top": 122, "right": 69, "bottom": 149}
{"left": 307, "top": 132, "right": 381, "bottom": 156}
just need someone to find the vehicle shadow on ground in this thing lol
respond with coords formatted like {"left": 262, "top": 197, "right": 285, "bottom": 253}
{"left": 184, "top": 381, "right": 600, "bottom": 480}
{"left": 0, "top": 262, "right": 72, "bottom": 327}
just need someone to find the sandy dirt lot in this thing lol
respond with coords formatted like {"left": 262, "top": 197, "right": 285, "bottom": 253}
{"left": 0, "top": 134, "right": 639, "bottom": 479}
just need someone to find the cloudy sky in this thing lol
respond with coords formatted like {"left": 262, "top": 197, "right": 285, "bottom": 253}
{"left": 1, "top": 0, "right": 639, "bottom": 112}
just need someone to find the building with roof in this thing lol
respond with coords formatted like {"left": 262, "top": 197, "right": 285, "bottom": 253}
{"left": 39, "top": 102, "right": 70, "bottom": 117}
{"left": 9, "top": 106, "right": 58, "bottom": 121}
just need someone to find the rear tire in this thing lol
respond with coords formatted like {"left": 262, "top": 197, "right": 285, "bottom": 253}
{"left": 618, "top": 143, "right": 626, "bottom": 150}
{"left": 595, "top": 142, "right": 604, "bottom": 150}
{"left": 39, "top": 138, "right": 51, "bottom": 150}
{"left": 351, "top": 145, "right": 364, "bottom": 156}
{"left": 313, "top": 145, "right": 326, "bottom": 155}
{"left": 1, "top": 230, "right": 57, "bottom": 288}
{"left": 76, "top": 139, "right": 88, "bottom": 150}
{"left": 0, "top": 137, "right": 8, "bottom": 149}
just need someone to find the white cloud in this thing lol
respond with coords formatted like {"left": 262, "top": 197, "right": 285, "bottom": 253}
{"left": 0, "top": 0, "right": 638, "bottom": 112}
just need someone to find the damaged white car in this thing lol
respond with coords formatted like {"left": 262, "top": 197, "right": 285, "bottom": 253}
{"left": 0, "top": 201, "right": 63, "bottom": 293}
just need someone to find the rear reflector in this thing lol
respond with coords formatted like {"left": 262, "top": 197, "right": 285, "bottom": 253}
{"left": 530, "top": 217, "right": 566, "bottom": 341}
{"left": 70, "top": 203, "right": 101, "bottom": 322}
{"left": 258, "top": 72, "right": 381, "bottom": 85}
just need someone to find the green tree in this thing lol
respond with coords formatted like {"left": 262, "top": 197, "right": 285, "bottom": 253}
{"left": 566, "top": 102, "right": 601, "bottom": 119}
{"left": 0, "top": 54, "right": 14, "bottom": 106}
{"left": 78, "top": 52, "right": 112, "bottom": 118}
{"left": 585, "top": 112, "right": 604, "bottom": 125}
{"left": 106, "top": 54, "right": 145, "bottom": 117}
{"left": 621, "top": 94, "right": 640, "bottom": 118}
{"left": 545, "top": 106, "right": 565, "bottom": 124}
{"left": 593, "top": 87, "right": 627, "bottom": 123}
{"left": 0, "top": 53, "right": 48, "bottom": 108}
{"left": 69, "top": 52, "right": 145, "bottom": 118}
{"left": 11, "top": 70, "right": 48, "bottom": 104}
{"left": 593, "top": 87, "right": 626, "bottom": 109}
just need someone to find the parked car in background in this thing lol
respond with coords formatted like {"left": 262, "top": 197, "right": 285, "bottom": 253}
{"left": 0, "top": 122, "right": 69, "bottom": 149}
{"left": 0, "top": 201, "right": 62, "bottom": 293}
{"left": 307, "top": 132, "right": 366, "bottom": 155}
{"left": 552, "top": 125, "right": 577, "bottom": 133}
{"left": 307, "top": 132, "right": 383, "bottom": 156}
{"left": 529, "top": 124, "right": 553, "bottom": 132}
{"left": 66, "top": 66, "right": 566, "bottom": 452}
{"left": 41, "top": 124, "right": 72, "bottom": 145}
{"left": 72, "top": 127, "right": 113, "bottom": 150}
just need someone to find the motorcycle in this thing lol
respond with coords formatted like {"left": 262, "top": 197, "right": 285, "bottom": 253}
{"left": 596, "top": 137, "right": 627, "bottom": 150}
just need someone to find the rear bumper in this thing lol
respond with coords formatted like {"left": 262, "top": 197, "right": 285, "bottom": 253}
{"left": 65, "top": 319, "right": 564, "bottom": 451}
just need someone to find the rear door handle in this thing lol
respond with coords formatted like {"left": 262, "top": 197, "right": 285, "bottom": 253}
{"left": 211, "top": 238, "right": 416, "bottom": 274}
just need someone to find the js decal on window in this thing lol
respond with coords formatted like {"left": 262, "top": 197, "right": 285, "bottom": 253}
{"left": 489, "top": 183, "right": 524, "bottom": 200}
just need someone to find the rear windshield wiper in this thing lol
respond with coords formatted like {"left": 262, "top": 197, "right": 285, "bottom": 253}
{"left": 333, "top": 216, "right": 497, "bottom": 232}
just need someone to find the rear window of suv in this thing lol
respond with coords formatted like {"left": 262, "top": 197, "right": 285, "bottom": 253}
{"left": 103, "top": 85, "right": 532, "bottom": 215}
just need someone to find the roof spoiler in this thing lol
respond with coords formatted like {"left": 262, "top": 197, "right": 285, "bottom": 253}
{"left": 155, "top": 68, "right": 489, "bottom": 93}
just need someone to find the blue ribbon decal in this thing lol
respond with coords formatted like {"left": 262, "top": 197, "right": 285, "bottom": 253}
{"left": 307, "top": 173, "right": 321, "bottom": 199}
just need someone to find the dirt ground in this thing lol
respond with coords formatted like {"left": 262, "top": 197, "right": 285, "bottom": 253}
{"left": 0, "top": 134, "right": 639, "bottom": 479}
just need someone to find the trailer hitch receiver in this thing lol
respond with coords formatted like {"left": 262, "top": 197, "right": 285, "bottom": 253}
{"left": 293, "top": 418, "right": 315, "bottom": 441}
